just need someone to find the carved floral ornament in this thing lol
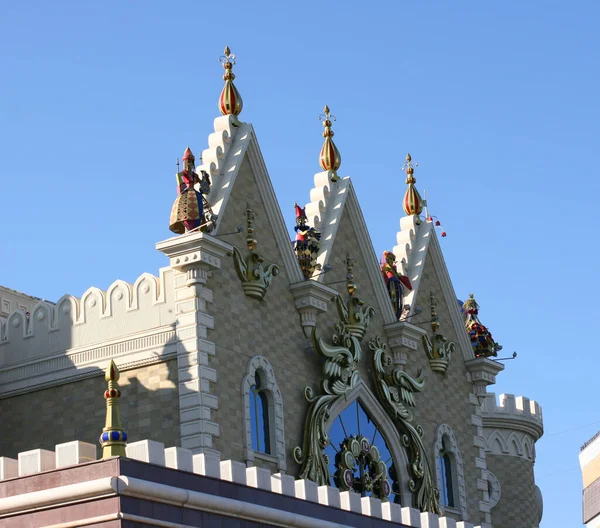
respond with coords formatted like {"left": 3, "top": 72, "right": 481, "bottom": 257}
{"left": 293, "top": 260, "right": 441, "bottom": 514}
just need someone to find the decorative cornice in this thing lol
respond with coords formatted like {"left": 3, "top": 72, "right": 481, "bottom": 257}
{"left": 156, "top": 231, "right": 232, "bottom": 272}
{"left": 465, "top": 357, "right": 505, "bottom": 385}
{"left": 383, "top": 321, "right": 427, "bottom": 367}
{"left": 0, "top": 349, "right": 177, "bottom": 400}
{"left": 0, "top": 327, "right": 177, "bottom": 397}
{"left": 289, "top": 280, "right": 338, "bottom": 338}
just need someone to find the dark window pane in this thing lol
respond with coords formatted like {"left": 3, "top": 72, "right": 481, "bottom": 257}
{"left": 259, "top": 391, "right": 271, "bottom": 454}
{"left": 443, "top": 453, "right": 455, "bottom": 507}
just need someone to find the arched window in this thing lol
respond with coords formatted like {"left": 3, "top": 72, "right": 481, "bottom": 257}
{"left": 434, "top": 424, "right": 468, "bottom": 519}
{"left": 438, "top": 437, "right": 455, "bottom": 507}
{"left": 325, "top": 400, "right": 400, "bottom": 504}
{"left": 249, "top": 369, "right": 271, "bottom": 454}
{"left": 242, "top": 356, "right": 286, "bottom": 471}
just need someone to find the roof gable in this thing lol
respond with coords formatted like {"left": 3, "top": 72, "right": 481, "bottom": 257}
{"left": 198, "top": 116, "right": 304, "bottom": 284}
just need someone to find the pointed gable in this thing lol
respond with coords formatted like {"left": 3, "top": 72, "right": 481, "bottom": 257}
{"left": 393, "top": 216, "right": 474, "bottom": 361}
{"left": 197, "top": 116, "right": 304, "bottom": 284}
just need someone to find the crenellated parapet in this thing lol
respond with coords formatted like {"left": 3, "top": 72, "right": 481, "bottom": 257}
{"left": 0, "top": 438, "right": 487, "bottom": 528}
{"left": 481, "top": 392, "right": 543, "bottom": 461}
{"left": 0, "top": 269, "right": 177, "bottom": 397}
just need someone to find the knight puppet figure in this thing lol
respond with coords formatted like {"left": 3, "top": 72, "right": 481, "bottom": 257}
{"left": 380, "top": 250, "right": 412, "bottom": 319}
{"left": 294, "top": 203, "right": 321, "bottom": 279}
{"left": 169, "top": 147, "right": 212, "bottom": 234}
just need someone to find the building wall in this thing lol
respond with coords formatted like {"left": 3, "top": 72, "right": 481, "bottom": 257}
{"left": 407, "top": 253, "right": 483, "bottom": 524}
{"left": 0, "top": 360, "right": 180, "bottom": 458}
{"left": 207, "top": 156, "right": 321, "bottom": 473}
{"left": 486, "top": 454, "right": 539, "bottom": 528}
{"left": 206, "top": 154, "right": 485, "bottom": 523}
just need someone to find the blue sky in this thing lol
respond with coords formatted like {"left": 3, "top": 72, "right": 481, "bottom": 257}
{"left": 2, "top": 2, "right": 599, "bottom": 526}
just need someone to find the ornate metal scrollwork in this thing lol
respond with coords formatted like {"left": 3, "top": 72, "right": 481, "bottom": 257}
{"left": 369, "top": 336, "right": 442, "bottom": 514}
{"left": 292, "top": 322, "right": 362, "bottom": 484}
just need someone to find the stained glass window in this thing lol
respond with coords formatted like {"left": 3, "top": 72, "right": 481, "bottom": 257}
{"left": 324, "top": 401, "right": 400, "bottom": 503}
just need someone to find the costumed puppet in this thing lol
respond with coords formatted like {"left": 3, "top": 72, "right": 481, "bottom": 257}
{"left": 169, "top": 147, "right": 211, "bottom": 234}
{"left": 380, "top": 250, "right": 412, "bottom": 319}
{"left": 294, "top": 204, "right": 321, "bottom": 279}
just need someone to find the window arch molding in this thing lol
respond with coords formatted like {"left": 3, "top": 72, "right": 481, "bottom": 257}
{"left": 241, "top": 355, "right": 286, "bottom": 471}
{"left": 324, "top": 378, "right": 413, "bottom": 505}
{"left": 434, "top": 424, "right": 468, "bottom": 519}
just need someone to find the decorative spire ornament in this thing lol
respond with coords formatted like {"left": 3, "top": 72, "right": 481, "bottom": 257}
{"left": 422, "top": 292, "right": 455, "bottom": 375}
{"left": 462, "top": 294, "right": 502, "bottom": 358}
{"left": 233, "top": 204, "right": 279, "bottom": 300}
{"left": 319, "top": 105, "right": 341, "bottom": 182}
{"left": 402, "top": 153, "right": 424, "bottom": 217}
{"left": 99, "top": 360, "right": 127, "bottom": 458}
{"left": 334, "top": 254, "right": 375, "bottom": 341}
{"left": 218, "top": 46, "right": 243, "bottom": 117}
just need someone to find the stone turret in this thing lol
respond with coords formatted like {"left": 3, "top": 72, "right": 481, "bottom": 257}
{"left": 481, "top": 393, "right": 544, "bottom": 528}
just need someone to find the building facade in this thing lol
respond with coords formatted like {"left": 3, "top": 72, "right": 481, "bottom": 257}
{"left": 580, "top": 432, "right": 600, "bottom": 527}
{"left": 0, "top": 49, "right": 543, "bottom": 528}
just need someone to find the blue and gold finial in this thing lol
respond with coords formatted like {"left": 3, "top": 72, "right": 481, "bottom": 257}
{"left": 99, "top": 359, "right": 127, "bottom": 458}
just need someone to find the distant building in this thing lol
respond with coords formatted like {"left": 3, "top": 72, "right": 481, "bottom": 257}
{"left": 580, "top": 432, "right": 600, "bottom": 527}
{"left": 0, "top": 48, "right": 544, "bottom": 527}
{"left": 0, "top": 286, "right": 45, "bottom": 324}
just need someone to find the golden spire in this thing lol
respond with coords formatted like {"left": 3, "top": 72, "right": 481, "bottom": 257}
{"left": 402, "top": 153, "right": 424, "bottom": 216}
{"left": 218, "top": 46, "right": 243, "bottom": 116}
{"left": 319, "top": 105, "right": 341, "bottom": 182}
{"left": 99, "top": 359, "right": 127, "bottom": 458}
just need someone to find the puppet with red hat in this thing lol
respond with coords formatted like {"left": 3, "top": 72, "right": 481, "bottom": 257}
{"left": 169, "top": 147, "right": 212, "bottom": 234}
{"left": 293, "top": 204, "right": 321, "bottom": 279}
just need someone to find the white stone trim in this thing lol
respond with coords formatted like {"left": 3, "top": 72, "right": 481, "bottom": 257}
{"left": 434, "top": 424, "right": 468, "bottom": 520}
{"left": 302, "top": 176, "right": 396, "bottom": 324}
{"left": 242, "top": 355, "right": 286, "bottom": 471}
{"left": 468, "top": 392, "right": 492, "bottom": 527}
{"left": 324, "top": 378, "right": 413, "bottom": 506}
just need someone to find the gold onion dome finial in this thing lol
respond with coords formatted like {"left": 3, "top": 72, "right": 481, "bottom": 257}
{"left": 99, "top": 359, "right": 127, "bottom": 458}
{"left": 219, "top": 46, "right": 243, "bottom": 116}
{"left": 319, "top": 105, "right": 341, "bottom": 182}
{"left": 402, "top": 153, "right": 424, "bottom": 216}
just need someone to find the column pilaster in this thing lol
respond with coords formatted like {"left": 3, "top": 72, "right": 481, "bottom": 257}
{"left": 157, "top": 232, "right": 232, "bottom": 454}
